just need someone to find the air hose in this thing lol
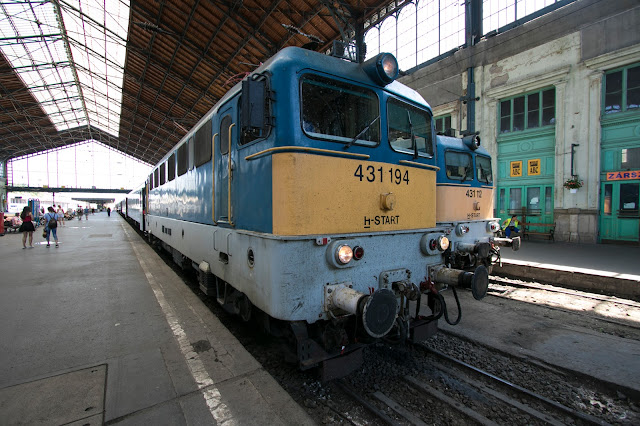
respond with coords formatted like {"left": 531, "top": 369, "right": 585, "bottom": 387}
{"left": 442, "top": 286, "right": 462, "bottom": 325}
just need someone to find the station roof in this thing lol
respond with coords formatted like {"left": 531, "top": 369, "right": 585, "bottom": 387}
{"left": 0, "top": 0, "right": 400, "bottom": 165}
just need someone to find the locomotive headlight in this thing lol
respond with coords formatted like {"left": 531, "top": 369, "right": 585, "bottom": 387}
{"left": 429, "top": 235, "right": 450, "bottom": 251}
{"left": 438, "top": 236, "right": 450, "bottom": 251}
{"left": 487, "top": 221, "right": 500, "bottom": 233}
{"left": 336, "top": 245, "right": 353, "bottom": 264}
{"left": 455, "top": 224, "right": 470, "bottom": 236}
{"left": 363, "top": 53, "right": 399, "bottom": 86}
{"left": 380, "top": 54, "right": 398, "bottom": 81}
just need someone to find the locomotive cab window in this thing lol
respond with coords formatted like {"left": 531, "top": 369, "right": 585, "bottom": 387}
{"left": 220, "top": 115, "right": 232, "bottom": 155}
{"left": 476, "top": 155, "right": 493, "bottom": 184}
{"left": 387, "top": 99, "right": 433, "bottom": 157}
{"left": 301, "top": 74, "right": 380, "bottom": 146}
{"left": 444, "top": 151, "right": 473, "bottom": 181}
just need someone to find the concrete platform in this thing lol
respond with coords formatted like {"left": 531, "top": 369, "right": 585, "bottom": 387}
{"left": 0, "top": 213, "right": 314, "bottom": 425}
{"left": 496, "top": 240, "right": 640, "bottom": 299}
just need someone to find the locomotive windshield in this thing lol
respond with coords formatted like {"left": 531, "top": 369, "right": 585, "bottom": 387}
{"left": 301, "top": 75, "right": 380, "bottom": 146}
{"left": 444, "top": 151, "right": 473, "bottom": 181}
{"left": 387, "top": 99, "right": 433, "bottom": 157}
{"left": 476, "top": 155, "right": 493, "bottom": 184}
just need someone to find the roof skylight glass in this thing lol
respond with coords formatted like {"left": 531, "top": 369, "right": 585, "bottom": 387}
{"left": 0, "top": 0, "right": 129, "bottom": 136}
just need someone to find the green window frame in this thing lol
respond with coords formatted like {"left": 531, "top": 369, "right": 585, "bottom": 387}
{"left": 499, "top": 88, "right": 555, "bottom": 133}
{"left": 603, "top": 63, "right": 640, "bottom": 115}
{"left": 434, "top": 115, "right": 452, "bottom": 134}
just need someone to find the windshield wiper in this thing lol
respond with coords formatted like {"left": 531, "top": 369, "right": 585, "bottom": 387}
{"left": 344, "top": 115, "right": 379, "bottom": 150}
{"left": 407, "top": 111, "right": 418, "bottom": 159}
{"left": 460, "top": 167, "right": 470, "bottom": 182}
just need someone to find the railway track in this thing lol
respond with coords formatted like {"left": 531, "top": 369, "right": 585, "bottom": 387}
{"left": 417, "top": 344, "right": 612, "bottom": 425}
{"left": 323, "top": 338, "right": 635, "bottom": 426}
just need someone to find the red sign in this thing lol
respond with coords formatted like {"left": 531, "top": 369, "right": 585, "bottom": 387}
{"left": 606, "top": 170, "right": 640, "bottom": 181}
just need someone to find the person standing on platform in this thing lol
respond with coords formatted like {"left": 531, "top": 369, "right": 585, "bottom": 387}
{"left": 84, "top": 207, "right": 89, "bottom": 221}
{"left": 107, "top": 207, "right": 111, "bottom": 217}
{"left": 43, "top": 206, "right": 59, "bottom": 248}
{"left": 56, "top": 205, "right": 65, "bottom": 227}
{"left": 19, "top": 206, "right": 35, "bottom": 249}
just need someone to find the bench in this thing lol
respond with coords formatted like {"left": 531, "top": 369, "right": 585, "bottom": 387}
{"left": 522, "top": 222, "right": 555, "bottom": 241}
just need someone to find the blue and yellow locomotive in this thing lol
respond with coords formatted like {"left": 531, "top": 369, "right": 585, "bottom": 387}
{"left": 123, "top": 47, "right": 488, "bottom": 378}
{"left": 434, "top": 134, "right": 520, "bottom": 286}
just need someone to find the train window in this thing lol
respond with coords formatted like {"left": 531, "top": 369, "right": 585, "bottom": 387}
{"left": 476, "top": 155, "right": 493, "bottom": 184}
{"left": 177, "top": 143, "right": 188, "bottom": 176}
{"left": 444, "top": 151, "right": 472, "bottom": 181}
{"left": 195, "top": 120, "right": 212, "bottom": 167}
{"left": 154, "top": 168, "right": 159, "bottom": 188}
{"left": 159, "top": 163, "right": 166, "bottom": 185}
{"left": 149, "top": 174, "right": 154, "bottom": 189}
{"left": 220, "top": 115, "right": 231, "bottom": 155}
{"left": 188, "top": 137, "right": 194, "bottom": 171}
{"left": 167, "top": 154, "right": 176, "bottom": 181}
{"left": 301, "top": 74, "right": 380, "bottom": 146}
{"left": 388, "top": 98, "right": 433, "bottom": 157}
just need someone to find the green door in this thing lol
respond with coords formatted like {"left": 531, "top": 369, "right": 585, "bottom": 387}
{"left": 600, "top": 181, "right": 640, "bottom": 242}
{"left": 498, "top": 184, "right": 554, "bottom": 228}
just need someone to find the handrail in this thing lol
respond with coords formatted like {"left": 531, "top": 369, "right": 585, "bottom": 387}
{"left": 228, "top": 123, "right": 235, "bottom": 226}
{"left": 398, "top": 160, "right": 440, "bottom": 171}
{"left": 245, "top": 146, "right": 370, "bottom": 161}
{"left": 436, "top": 182, "right": 471, "bottom": 187}
{"left": 212, "top": 133, "right": 218, "bottom": 224}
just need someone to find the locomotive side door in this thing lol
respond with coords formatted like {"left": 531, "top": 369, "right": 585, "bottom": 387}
{"left": 214, "top": 103, "right": 237, "bottom": 226}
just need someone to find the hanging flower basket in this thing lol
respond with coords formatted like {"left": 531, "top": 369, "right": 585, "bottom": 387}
{"left": 563, "top": 177, "right": 583, "bottom": 190}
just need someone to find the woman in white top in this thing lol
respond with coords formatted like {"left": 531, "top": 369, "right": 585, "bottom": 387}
{"left": 56, "top": 205, "right": 65, "bottom": 227}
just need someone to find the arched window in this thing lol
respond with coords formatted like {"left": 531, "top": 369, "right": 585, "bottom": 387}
{"left": 397, "top": 4, "right": 417, "bottom": 71}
